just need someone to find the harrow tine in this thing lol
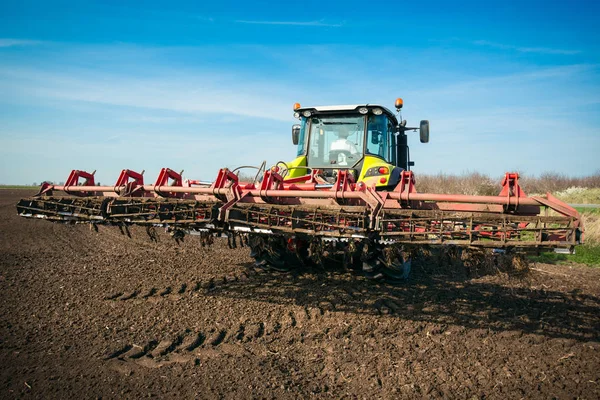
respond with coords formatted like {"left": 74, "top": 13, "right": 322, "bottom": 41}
{"left": 146, "top": 226, "right": 158, "bottom": 242}
{"left": 171, "top": 229, "right": 185, "bottom": 244}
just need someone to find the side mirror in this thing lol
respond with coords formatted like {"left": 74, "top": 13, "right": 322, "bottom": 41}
{"left": 292, "top": 124, "right": 301, "bottom": 145}
{"left": 419, "top": 120, "right": 429, "bottom": 143}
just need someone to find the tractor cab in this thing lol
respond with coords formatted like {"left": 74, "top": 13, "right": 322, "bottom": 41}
{"left": 288, "top": 100, "right": 429, "bottom": 188}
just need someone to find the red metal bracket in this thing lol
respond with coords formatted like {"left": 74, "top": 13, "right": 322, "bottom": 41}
{"left": 115, "top": 169, "right": 145, "bottom": 196}
{"left": 210, "top": 169, "right": 245, "bottom": 221}
{"left": 398, "top": 170, "right": 417, "bottom": 194}
{"left": 332, "top": 170, "right": 355, "bottom": 201}
{"left": 65, "top": 169, "right": 96, "bottom": 187}
{"left": 35, "top": 182, "right": 54, "bottom": 197}
{"left": 396, "top": 170, "right": 417, "bottom": 208}
{"left": 64, "top": 170, "right": 96, "bottom": 196}
{"left": 154, "top": 168, "right": 183, "bottom": 187}
{"left": 153, "top": 168, "right": 184, "bottom": 198}
{"left": 260, "top": 170, "right": 284, "bottom": 192}
{"left": 499, "top": 172, "right": 526, "bottom": 212}
{"left": 213, "top": 168, "right": 239, "bottom": 189}
{"left": 219, "top": 185, "right": 245, "bottom": 221}
{"left": 115, "top": 169, "right": 144, "bottom": 187}
{"left": 358, "top": 188, "right": 386, "bottom": 230}
{"left": 499, "top": 172, "right": 526, "bottom": 196}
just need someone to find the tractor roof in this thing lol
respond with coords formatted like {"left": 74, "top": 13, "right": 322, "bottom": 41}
{"left": 296, "top": 104, "right": 398, "bottom": 122}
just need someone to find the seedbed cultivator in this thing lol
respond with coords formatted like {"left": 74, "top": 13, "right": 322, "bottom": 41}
{"left": 17, "top": 100, "right": 583, "bottom": 282}
{"left": 18, "top": 167, "right": 582, "bottom": 281}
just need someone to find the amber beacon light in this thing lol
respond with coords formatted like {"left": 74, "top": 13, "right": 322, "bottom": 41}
{"left": 395, "top": 98, "right": 403, "bottom": 110}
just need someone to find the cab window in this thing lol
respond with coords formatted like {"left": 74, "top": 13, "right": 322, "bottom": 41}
{"left": 387, "top": 119, "right": 396, "bottom": 165}
{"left": 366, "top": 115, "right": 393, "bottom": 163}
{"left": 296, "top": 117, "right": 308, "bottom": 156}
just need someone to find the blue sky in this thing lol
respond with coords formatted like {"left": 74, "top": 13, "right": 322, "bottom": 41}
{"left": 1, "top": 0, "right": 599, "bottom": 185}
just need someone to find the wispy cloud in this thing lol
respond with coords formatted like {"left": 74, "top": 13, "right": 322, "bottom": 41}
{"left": 0, "top": 64, "right": 295, "bottom": 121}
{"left": 0, "top": 38, "right": 44, "bottom": 48}
{"left": 473, "top": 40, "right": 581, "bottom": 55}
{"left": 235, "top": 19, "right": 343, "bottom": 27}
{"left": 195, "top": 15, "right": 214, "bottom": 23}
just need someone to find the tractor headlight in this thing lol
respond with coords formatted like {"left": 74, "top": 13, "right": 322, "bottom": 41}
{"left": 358, "top": 107, "right": 368, "bottom": 114}
{"left": 372, "top": 108, "right": 383, "bottom": 115}
{"left": 294, "top": 112, "right": 300, "bottom": 119}
{"left": 303, "top": 110, "right": 312, "bottom": 117}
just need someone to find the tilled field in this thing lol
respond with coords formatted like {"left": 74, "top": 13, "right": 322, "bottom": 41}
{"left": 1, "top": 189, "right": 599, "bottom": 399}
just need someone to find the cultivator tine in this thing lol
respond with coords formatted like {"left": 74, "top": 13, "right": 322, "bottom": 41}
{"left": 171, "top": 229, "right": 185, "bottom": 244}
{"left": 226, "top": 231, "right": 237, "bottom": 249}
{"left": 146, "top": 226, "right": 159, "bottom": 242}
{"left": 117, "top": 224, "right": 132, "bottom": 238}
{"left": 199, "top": 232, "right": 214, "bottom": 247}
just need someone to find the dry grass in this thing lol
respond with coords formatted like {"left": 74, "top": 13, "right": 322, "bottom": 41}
{"left": 414, "top": 171, "right": 600, "bottom": 197}
{"left": 519, "top": 172, "right": 600, "bottom": 195}
{"left": 551, "top": 188, "right": 600, "bottom": 204}
{"left": 582, "top": 213, "right": 600, "bottom": 244}
{"left": 416, "top": 172, "right": 498, "bottom": 195}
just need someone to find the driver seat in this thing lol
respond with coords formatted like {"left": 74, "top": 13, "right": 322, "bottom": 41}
{"left": 329, "top": 150, "right": 351, "bottom": 166}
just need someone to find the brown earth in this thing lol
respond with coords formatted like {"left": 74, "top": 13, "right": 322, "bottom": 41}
{"left": 1, "top": 189, "right": 599, "bottom": 399}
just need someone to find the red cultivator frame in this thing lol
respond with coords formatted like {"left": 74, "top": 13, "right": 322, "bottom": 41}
{"left": 17, "top": 166, "right": 583, "bottom": 282}
{"left": 18, "top": 167, "right": 582, "bottom": 249}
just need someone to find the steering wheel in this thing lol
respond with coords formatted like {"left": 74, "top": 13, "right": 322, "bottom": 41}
{"left": 329, "top": 150, "right": 353, "bottom": 165}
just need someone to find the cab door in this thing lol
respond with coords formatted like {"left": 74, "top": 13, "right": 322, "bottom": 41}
{"left": 366, "top": 115, "right": 395, "bottom": 164}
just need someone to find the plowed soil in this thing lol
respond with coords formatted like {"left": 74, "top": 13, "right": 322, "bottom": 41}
{"left": 1, "top": 189, "right": 599, "bottom": 399}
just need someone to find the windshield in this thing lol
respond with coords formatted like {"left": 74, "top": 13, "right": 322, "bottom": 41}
{"left": 306, "top": 115, "right": 365, "bottom": 168}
